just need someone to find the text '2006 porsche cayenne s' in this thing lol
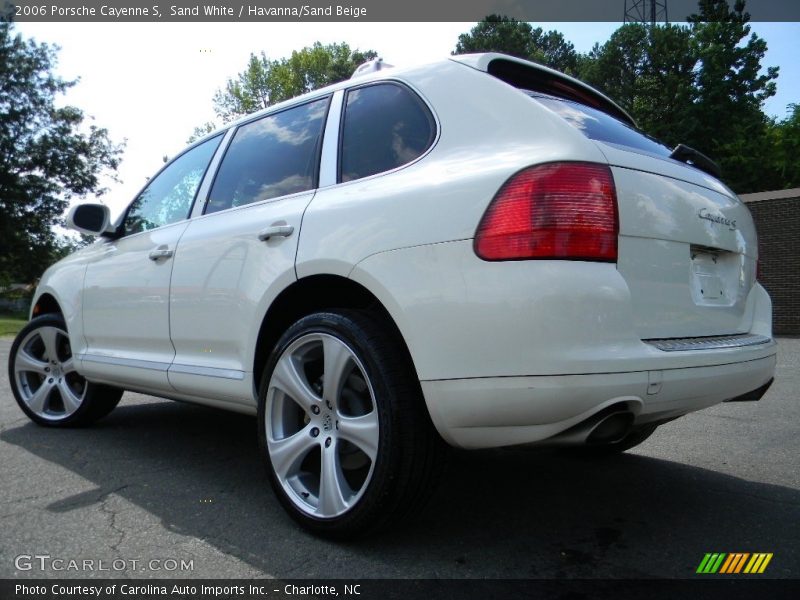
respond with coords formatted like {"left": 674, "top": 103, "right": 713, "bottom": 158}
{"left": 9, "top": 53, "right": 776, "bottom": 538}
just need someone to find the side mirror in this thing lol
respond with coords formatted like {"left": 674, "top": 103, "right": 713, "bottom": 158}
{"left": 66, "top": 203, "right": 114, "bottom": 236}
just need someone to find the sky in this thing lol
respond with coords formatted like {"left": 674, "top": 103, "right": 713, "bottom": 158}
{"left": 14, "top": 21, "right": 800, "bottom": 219}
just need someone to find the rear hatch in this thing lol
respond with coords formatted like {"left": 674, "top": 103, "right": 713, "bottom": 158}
{"left": 530, "top": 93, "right": 758, "bottom": 339}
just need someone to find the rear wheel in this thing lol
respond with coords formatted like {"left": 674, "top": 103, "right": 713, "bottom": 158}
{"left": 8, "top": 314, "right": 123, "bottom": 427}
{"left": 258, "top": 309, "right": 446, "bottom": 539}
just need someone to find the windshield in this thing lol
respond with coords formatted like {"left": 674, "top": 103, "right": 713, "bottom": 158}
{"left": 526, "top": 92, "right": 672, "bottom": 158}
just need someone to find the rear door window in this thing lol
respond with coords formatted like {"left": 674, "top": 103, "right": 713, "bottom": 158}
{"left": 339, "top": 83, "right": 435, "bottom": 182}
{"left": 206, "top": 97, "right": 328, "bottom": 214}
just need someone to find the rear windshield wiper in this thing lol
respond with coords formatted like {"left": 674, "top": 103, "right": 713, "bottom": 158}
{"left": 670, "top": 144, "right": 722, "bottom": 179}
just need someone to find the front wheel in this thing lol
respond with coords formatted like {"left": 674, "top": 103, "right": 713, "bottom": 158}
{"left": 258, "top": 310, "right": 446, "bottom": 539}
{"left": 8, "top": 314, "right": 123, "bottom": 427}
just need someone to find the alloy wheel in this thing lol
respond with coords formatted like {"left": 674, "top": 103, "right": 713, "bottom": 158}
{"left": 13, "top": 325, "right": 86, "bottom": 421}
{"left": 265, "top": 333, "right": 379, "bottom": 518}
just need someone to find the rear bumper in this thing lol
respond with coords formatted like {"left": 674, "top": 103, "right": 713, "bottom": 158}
{"left": 421, "top": 350, "right": 776, "bottom": 449}
{"left": 350, "top": 239, "right": 777, "bottom": 449}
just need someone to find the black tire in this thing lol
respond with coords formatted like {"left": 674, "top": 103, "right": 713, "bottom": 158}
{"left": 573, "top": 423, "right": 660, "bottom": 457}
{"left": 8, "top": 314, "right": 123, "bottom": 427}
{"left": 257, "top": 309, "right": 447, "bottom": 539}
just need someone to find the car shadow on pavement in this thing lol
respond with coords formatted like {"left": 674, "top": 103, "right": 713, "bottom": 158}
{"left": 2, "top": 396, "right": 798, "bottom": 579}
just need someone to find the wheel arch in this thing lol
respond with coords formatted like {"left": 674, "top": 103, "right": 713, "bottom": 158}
{"left": 29, "top": 287, "right": 88, "bottom": 360}
{"left": 252, "top": 274, "right": 420, "bottom": 394}
{"left": 31, "top": 292, "right": 64, "bottom": 319}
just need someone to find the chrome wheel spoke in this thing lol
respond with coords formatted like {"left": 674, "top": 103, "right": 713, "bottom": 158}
{"left": 16, "top": 350, "right": 49, "bottom": 375}
{"left": 271, "top": 357, "right": 318, "bottom": 412}
{"left": 337, "top": 411, "right": 379, "bottom": 462}
{"left": 27, "top": 382, "right": 53, "bottom": 414}
{"left": 57, "top": 380, "right": 83, "bottom": 415}
{"left": 318, "top": 439, "right": 350, "bottom": 516}
{"left": 61, "top": 357, "right": 76, "bottom": 374}
{"left": 38, "top": 326, "right": 60, "bottom": 362}
{"left": 322, "top": 336, "right": 352, "bottom": 409}
{"left": 269, "top": 425, "right": 315, "bottom": 479}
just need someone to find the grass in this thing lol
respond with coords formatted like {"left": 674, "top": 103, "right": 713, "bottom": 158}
{"left": 0, "top": 313, "right": 27, "bottom": 338}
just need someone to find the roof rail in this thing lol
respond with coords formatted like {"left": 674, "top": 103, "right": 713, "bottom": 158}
{"left": 351, "top": 58, "right": 394, "bottom": 79}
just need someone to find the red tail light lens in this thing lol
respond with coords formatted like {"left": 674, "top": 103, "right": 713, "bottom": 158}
{"left": 474, "top": 162, "right": 618, "bottom": 261}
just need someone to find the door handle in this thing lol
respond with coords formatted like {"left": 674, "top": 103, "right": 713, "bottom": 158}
{"left": 148, "top": 246, "right": 174, "bottom": 261}
{"left": 258, "top": 224, "right": 294, "bottom": 242}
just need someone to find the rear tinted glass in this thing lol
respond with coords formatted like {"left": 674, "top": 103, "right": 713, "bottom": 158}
{"left": 340, "top": 83, "right": 435, "bottom": 182}
{"left": 206, "top": 97, "right": 328, "bottom": 214}
{"left": 527, "top": 92, "right": 671, "bottom": 158}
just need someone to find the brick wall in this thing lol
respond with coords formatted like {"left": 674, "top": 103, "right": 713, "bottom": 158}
{"left": 741, "top": 189, "right": 800, "bottom": 336}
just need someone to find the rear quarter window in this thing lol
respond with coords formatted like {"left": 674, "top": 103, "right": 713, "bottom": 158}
{"left": 339, "top": 82, "right": 436, "bottom": 183}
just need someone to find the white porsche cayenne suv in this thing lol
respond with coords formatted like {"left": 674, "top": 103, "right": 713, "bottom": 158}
{"left": 8, "top": 53, "right": 776, "bottom": 538}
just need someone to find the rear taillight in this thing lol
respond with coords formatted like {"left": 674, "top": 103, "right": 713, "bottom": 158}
{"left": 474, "top": 162, "right": 618, "bottom": 262}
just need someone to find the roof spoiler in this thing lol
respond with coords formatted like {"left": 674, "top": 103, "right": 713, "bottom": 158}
{"left": 450, "top": 53, "right": 636, "bottom": 128}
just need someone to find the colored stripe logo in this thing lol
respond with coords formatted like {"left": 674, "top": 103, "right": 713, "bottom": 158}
{"left": 696, "top": 553, "right": 773, "bottom": 574}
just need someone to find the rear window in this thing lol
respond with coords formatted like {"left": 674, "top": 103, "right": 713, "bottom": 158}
{"left": 527, "top": 92, "right": 671, "bottom": 158}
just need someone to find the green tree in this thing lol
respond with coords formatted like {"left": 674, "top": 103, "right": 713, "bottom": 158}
{"left": 211, "top": 42, "right": 377, "bottom": 125}
{"left": 579, "top": 24, "right": 697, "bottom": 146}
{"left": 579, "top": 1, "right": 777, "bottom": 192}
{"left": 454, "top": 15, "right": 537, "bottom": 59}
{"left": 454, "top": 15, "right": 580, "bottom": 75}
{"left": 687, "top": 2, "right": 778, "bottom": 192}
{"left": 0, "top": 21, "right": 123, "bottom": 285}
{"left": 767, "top": 104, "right": 800, "bottom": 189}
{"left": 186, "top": 121, "right": 216, "bottom": 145}
{"left": 688, "top": 0, "right": 749, "bottom": 23}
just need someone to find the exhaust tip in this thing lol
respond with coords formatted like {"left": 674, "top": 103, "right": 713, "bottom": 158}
{"left": 587, "top": 412, "right": 635, "bottom": 444}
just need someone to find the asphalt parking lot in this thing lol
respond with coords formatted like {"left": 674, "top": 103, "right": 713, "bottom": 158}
{"left": 1, "top": 337, "right": 798, "bottom": 580}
